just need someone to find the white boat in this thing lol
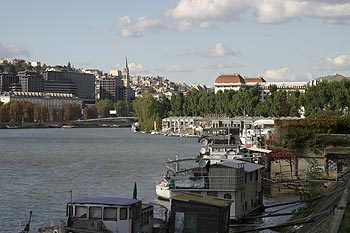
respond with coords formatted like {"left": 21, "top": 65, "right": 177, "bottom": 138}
{"left": 156, "top": 156, "right": 264, "bottom": 220}
{"left": 131, "top": 122, "right": 140, "bottom": 132}
{"left": 150, "top": 130, "right": 160, "bottom": 135}
{"left": 240, "top": 119, "right": 274, "bottom": 147}
{"left": 156, "top": 127, "right": 264, "bottom": 220}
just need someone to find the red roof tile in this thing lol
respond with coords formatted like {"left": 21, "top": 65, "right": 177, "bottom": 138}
{"left": 245, "top": 77, "right": 266, "bottom": 83}
{"left": 215, "top": 75, "right": 245, "bottom": 84}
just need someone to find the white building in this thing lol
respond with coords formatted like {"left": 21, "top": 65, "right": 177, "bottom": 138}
{"left": 258, "top": 81, "right": 308, "bottom": 101}
{"left": 162, "top": 116, "right": 203, "bottom": 133}
{"left": 214, "top": 74, "right": 266, "bottom": 93}
{"left": 0, "top": 91, "right": 82, "bottom": 110}
{"left": 214, "top": 74, "right": 308, "bottom": 101}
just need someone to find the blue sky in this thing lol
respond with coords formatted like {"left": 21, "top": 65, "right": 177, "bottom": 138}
{"left": 1, "top": 0, "right": 350, "bottom": 86}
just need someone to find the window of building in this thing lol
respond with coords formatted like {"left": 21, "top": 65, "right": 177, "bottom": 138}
{"left": 89, "top": 206, "right": 102, "bottom": 219}
{"left": 103, "top": 207, "right": 117, "bottom": 221}
{"left": 224, "top": 193, "right": 232, "bottom": 199}
{"left": 120, "top": 207, "right": 128, "bottom": 220}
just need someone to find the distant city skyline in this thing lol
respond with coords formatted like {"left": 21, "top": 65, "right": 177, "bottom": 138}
{"left": 1, "top": 0, "right": 350, "bottom": 86}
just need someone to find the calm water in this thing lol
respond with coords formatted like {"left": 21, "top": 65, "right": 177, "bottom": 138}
{"left": 0, "top": 128, "right": 201, "bottom": 233}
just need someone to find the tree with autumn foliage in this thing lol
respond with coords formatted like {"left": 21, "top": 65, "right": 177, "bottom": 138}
{"left": 82, "top": 106, "right": 98, "bottom": 120}
{"left": 63, "top": 103, "right": 81, "bottom": 121}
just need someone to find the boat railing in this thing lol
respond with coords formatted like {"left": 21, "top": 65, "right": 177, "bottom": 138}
{"left": 50, "top": 216, "right": 68, "bottom": 227}
{"left": 170, "top": 174, "right": 244, "bottom": 190}
{"left": 38, "top": 216, "right": 67, "bottom": 233}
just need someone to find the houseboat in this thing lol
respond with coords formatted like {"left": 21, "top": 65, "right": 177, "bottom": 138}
{"left": 38, "top": 196, "right": 158, "bottom": 233}
{"left": 156, "top": 157, "right": 264, "bottom": 220}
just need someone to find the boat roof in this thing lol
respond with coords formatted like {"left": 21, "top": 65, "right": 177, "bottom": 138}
{"left": 216, "top": 160, "right": 264, "bottom": 172}
{"left": 171, "top": 193, "right": 231, "bottom": 207}
{"left": 246, "top": 146, "right": 272, "bottom": 153}
{"left": 70, "top": 197, "right": 141, "bottom": 206}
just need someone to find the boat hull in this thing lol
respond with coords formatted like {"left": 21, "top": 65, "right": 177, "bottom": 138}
{"left": 155, "top": 184, "right": 173, "bottom": 200}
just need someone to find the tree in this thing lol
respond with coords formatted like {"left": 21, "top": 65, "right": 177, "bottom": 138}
{"left": 133, "top": 93, "right": 162, "bottom": 131}
{"left": 82, "top": 106, "right": 98, "bottom": 120}
{"left": 49, "top": 109, "right": 57, "bottom": 122}
{"left": 170, "top": 93, "right": 184, "bottom": 116}
{"left": 63, "top": 103, "right": 81, "bottom": 120}
{"left": 96, "top": 99, "right": 113, "bottom": 118}
{"left": 114, "top": 101, "right": 127, "bottom": 117}
{"left": 23, "top": 102, "right": 34, "bottom": 122}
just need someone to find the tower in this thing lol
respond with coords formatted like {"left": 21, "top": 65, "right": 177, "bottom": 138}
{"left": 123, "top": 55, "right": 130, "bottom": 88}
{"left": 122, "top": 55, "right": 130, "bottom": 102}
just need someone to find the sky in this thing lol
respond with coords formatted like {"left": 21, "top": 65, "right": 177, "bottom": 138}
{"left": 1, "top": 0, "right": 350, "bottom": 86}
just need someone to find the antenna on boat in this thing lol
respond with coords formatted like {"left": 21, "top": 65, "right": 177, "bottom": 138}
{"left": 133, "top": 182, "right": 137, "bottom": 199}
{"left": 22, "top": 211, "right": 32, "bottom": 233}
{"left": 69, "top": 189, "right": 73, "bottom": 205}
{"left": 68, "top": 189, "right": 73, "bottom": 217}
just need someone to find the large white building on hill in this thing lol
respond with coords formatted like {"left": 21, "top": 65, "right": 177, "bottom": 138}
{"left": 0, "top": 91, "right": 82, "bottom": 110}
{"left": 214, "top": 74, "right": 309, "bottom": 101}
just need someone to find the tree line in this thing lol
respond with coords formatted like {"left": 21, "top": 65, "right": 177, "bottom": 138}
{"left": 2, "top": 79, "right": 350, "bottom": 130}
{"left": 0, "top": 101, "right": 81, "bottom": 123}
{"left": 133, "top": 79, "right": 350, "bottom": 131}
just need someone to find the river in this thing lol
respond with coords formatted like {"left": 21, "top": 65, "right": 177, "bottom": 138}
{"left": 0, "top": 128, "right": 201, "bottom": 232}
{"left": 0, "top": 127, "right": 299, "bottom": 233}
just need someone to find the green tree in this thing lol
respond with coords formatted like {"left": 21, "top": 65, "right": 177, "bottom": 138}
{"left": 170, "top": 93, "right": 185, "bottom": 116}
{"left": 133, "top": 93, "right": 162, "bottom": 131}
{"left": 96, "top": 99, "right": 113, "bottom": 118}
{"left": 114, "top": 101, "right": 127, "bottom": 117}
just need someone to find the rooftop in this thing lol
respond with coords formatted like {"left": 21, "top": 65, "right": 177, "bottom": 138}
{"left": 71, "top": 197, "right": 141, "bottom": 206}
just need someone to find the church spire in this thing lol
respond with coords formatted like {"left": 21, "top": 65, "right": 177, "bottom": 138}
{"left": 124, "top": 55, "right": 129, "bottom": 73}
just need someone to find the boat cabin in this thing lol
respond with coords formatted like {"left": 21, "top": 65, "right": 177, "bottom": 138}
{"left": 169, "top": 193, "right": 231, "bottom": 233}
{"left": 64, "top": 197, "right": 153, "bottom": 233}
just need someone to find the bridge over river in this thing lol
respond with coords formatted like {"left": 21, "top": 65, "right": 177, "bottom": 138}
{"left": 73, "top": 117, "right": 136, "bottom": 127}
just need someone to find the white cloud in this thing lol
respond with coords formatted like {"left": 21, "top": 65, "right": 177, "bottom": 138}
{"left": 118, "top": 16, "right": 132, "bottom": 26}
{"left": 206, "top": 63, "right": 245, "bottom": 70}
{"left": 199, "top": 22, "right": 217, "bottom": 29}
{"left": 0, "top": 43, "right": 30, "bottom": 57}
{"left": 256, "top": 0, "right": 350, "bottom": 23}
{"left": 210, "top": 43, "right": 235, "bottom": 57}
{"left": 158, "top": 65, "right": 194, "bottom": 72}
{"left": 166, "top": 0, "right": 252, "bottom": 21}
{"left": 117, "top": 16, "right": 166, "bottom": 37}
{"left": 314, "top": 54, "right": 350, "bottom": 71}
{"left": 178, "top": 20, "right": 192, "bottom": 31}
{"left": 115, "top": 62, "right": 148, "bottom": 74}
{"left": 165, "top": 0, "right": 350, "bottom": 25}
{"left": 263, "top": 67, "right": 297, "bottom": 81}
{"left": 256, "top": 0, "right": 306, "bottom": 23}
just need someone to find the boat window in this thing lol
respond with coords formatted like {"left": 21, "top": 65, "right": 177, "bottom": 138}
{"left": 103, "top": 207, "right": 117, "bottom": 221}
{"left": 89, "top": 206, "right": 102, "bottom": 219}
{"left": 120, "top": 207, "right": 128, "bottom": 220}
{"left": 75, "top": 206, "right": 88, "bottom": 218}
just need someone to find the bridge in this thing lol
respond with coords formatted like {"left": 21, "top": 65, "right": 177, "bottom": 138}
{"left": 73, "top": 117, "right": 136, "bottom": 127}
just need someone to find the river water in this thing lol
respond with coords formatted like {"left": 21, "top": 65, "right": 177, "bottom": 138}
{"left": 0, "top": 127, "right": 299, "bottom": 233}
{"left": 0, "top": 128, "right": 201, "bottom": 232}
